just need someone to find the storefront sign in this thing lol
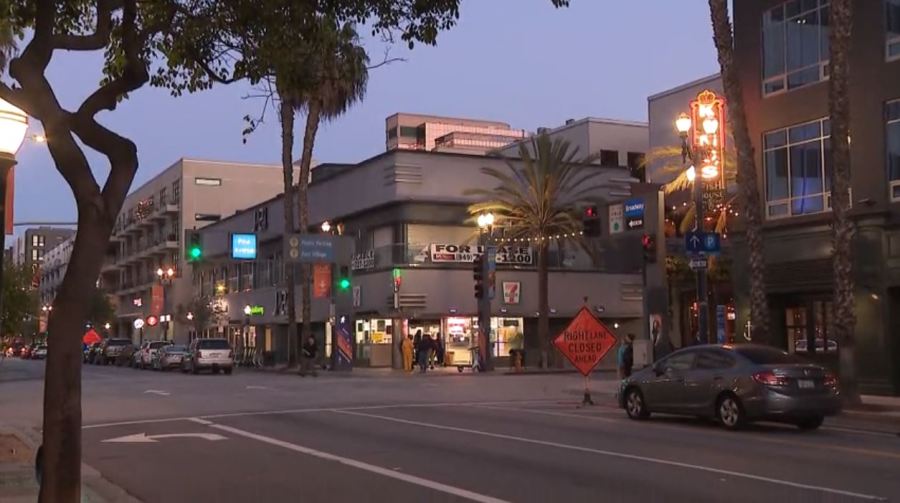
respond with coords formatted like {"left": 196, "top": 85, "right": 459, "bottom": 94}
{"left": 285, "top": 234, "right": 335, "bottom": 263}
{"left": 247, "top": 305, "right": 265, "bottom": 316}
{"left": 553, "top": 307, "right": 618, "bottom": 376}
{"left": 609, "top": 204, "right": 624, "bottom": 234}
{"left": 333, "top": 315, "right": 353, "bottom": 371}
{"left": 428, "top": 244, "right": 533, "bottom": 265}
{"left": 146, "top": 315, "right": 159, "bottom": 327}
{"left": 313, "top": 263, "right": 331, "bottom": 299}
{"left": 351, "top": 250, "right": 376, "bottom": 271}
{"left": 502, "top": 281, "right": 521, "bottom": 305}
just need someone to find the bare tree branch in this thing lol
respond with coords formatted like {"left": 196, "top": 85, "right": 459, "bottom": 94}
{"left": 367, "top": 46, "right": 405, "bottom": 70}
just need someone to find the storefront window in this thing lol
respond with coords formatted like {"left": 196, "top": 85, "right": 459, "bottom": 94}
{"left": 444, "top": 317, "right": 475, "bottom": 366}
{"left": 492, "top": 317, "right": 524, "bottom": 357}
{"left": 785, "top": 301, "right": 837, "bottom": 354}
{"left": 355, "top": 318, "right": 394, "bottom": 367}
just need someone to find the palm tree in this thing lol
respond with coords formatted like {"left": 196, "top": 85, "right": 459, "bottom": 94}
{"left": 286, "top": 20, "right": 369, "bottom": 348}
{"left": 707, "top": 0, "right": 772, "bottom": 343}
{"left": 466, "top": 135, "right": 605, "bottom": 367}
{"left": 827, "top": 0, "right": 859, "bottom": 404}
{"left": 0, "top": 19, "right": 14, "bottom": 70}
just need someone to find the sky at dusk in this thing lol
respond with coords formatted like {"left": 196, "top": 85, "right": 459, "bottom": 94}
{"left": 9, "top": 0, "right": 719, "bottom": 232}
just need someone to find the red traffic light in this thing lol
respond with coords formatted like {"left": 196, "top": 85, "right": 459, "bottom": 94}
{"left": 584, "top": 205, "right": 597, "bottom": 218}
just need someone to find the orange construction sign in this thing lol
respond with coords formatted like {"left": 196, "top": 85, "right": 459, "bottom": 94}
{"left": 553, "top": 306, "right": 618, "bottom": 376}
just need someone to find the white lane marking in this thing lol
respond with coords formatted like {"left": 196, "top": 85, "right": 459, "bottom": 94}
{"left": 334, "top": 410, "right": 887, "bottom": 502}
{"left": 245, "top": 385, "right": 269, "bottom": 390}
{"left": 143, "top": 389, "right": 170, "bottom": 396}
{"left": 102, "top": 432, "right": 227, "bottom": 443}
{"left": 188, "top": 417, "right": 213, "bottom": 425}
{"left": 80, "top": 399, "right": 559, "bottom": 430}
{"left": 206, "top": 421, "right": 508, "bottom": 503}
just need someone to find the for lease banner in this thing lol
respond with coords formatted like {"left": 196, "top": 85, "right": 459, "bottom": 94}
{"left": 429, "top": 244, "right": 533, "bottom": 265}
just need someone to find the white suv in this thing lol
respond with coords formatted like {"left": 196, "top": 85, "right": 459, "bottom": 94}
{"left": 182, "top": 338, "right": 234, "bottom": 375}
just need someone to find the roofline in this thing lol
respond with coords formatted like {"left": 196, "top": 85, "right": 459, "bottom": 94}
{"left": 125, "top": 157, "right": 282, "bottom": 200}
{"left": 386, "top": 112, "right": 512, "bottom": 129}
{"left": 647, "top": 73, "right": 722, "bottom": 101}
{"left": 534, "top": 117, "right": 648, "bottom": 137}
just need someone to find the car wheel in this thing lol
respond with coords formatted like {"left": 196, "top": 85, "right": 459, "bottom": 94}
{"left": 796, "top": 415, "right": 824, "bottom": 431}
{"left": 624, "top": 388, "right": 650, "bottom": 420}
{"left": 717, "top": 394, "right": 746, "bottom": 430}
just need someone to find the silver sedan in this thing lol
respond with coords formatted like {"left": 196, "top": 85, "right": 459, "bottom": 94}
{"left": 153, "top": 345, "right": 188, "bottom": 371}
{"left": 619, "top": 344, "right": 841, "bottom": 430}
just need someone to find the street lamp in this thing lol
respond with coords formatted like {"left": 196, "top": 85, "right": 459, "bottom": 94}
{"left": 676, "top": 89, "right": 726, "bottom": 344}
{"left": 476, "top": 212, "right": 495, "bottom": 229}
{"left": 475, "top": 211, "right": 497, "bottom": 371}
{"left": 243, "top": 305, "right": 252, "bottom": 316}
{"left": 320, "top": 221, "right": 332, "bottom": 233}
{"left": 0, "top": 98, "right": 28, "bottom": 323}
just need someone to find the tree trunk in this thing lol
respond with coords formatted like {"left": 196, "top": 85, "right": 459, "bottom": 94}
{"left": 828, "top": 0, "right": 860, "bottom": 405}
{"left": 538, "top": 239, "right": 550, "bottom": 368}
{"left": 708, "top": 0, "right": 772, "bottom": 343}
{"left": 279, "top": 96, "right": 299, "bottom": 367}
{"left": 297, "top": 100, "right": 322, "bottom": 352}
{"left": 39, "top": 206, "right": 113, "bottom": 502}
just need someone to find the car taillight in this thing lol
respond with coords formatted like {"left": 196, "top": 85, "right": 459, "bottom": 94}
{"left": 824, "top": 371, "right": 838, "bottom": 389}
{"left": 752, "top": 371, "right": 788, "bottom": 386}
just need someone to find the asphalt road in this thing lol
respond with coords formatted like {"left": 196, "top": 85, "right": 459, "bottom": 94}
{"left": 2, "top": 357, "right": 899, "bottom": 503}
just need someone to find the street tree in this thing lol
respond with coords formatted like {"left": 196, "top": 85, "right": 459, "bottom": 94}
{"left": 86, "top": 288, "right": 115, "bottom": 327}
{"left": 466, "top": 135, "right": 603, "bottom": 367}
{"left": 177, "top": 295, "right": 215, "bottom": 337}
{"left": 707, "top": 0, "right": 772, "bottom": 343}
{"left": 827, "top": 0, "right": 860, "bottom": 404}
{"left": 1, "top": 259, "right": 38, "bottom": 337}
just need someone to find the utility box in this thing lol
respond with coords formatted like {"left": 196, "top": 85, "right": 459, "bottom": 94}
{"left": 633, "top": 339, "right": 652, "bottom": 369}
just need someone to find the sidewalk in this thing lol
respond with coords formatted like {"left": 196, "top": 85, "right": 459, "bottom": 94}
{"left": 249, "top": 363, "right": 603, "bottom": 377}
{"left": 0, "top": 424, "right": 140, "bottom": 503}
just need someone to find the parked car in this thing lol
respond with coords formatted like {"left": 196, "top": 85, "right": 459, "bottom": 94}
{"left": 131, "top": 341, "right": 149, "bottom": 368}
{"left": 153, "top": 345, "right": 188, "bottom": 371}
{"left": 619, "top": 344, "right": 841, "bottom": 431}
{"left": 31, "top": 345, "right": 48, "bottom": 360}
{"left": 115, "top": 342, "right": 138, "bottom": 366}
{"left": 182, "top": 338, "right": 234, "bottom": 375}
{"left": 139, "top": 340, "right": 173, "bottom": 369}
{"left": 97, "top": 338, "right": 131, "bottom": 365}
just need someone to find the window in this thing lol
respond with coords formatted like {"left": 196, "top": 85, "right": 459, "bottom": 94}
{"left": 695, "top": 350, "right": 736, "bottom": 370}
{"left": 399, "top": 126, "right": 419, "bottom": 138}
{"left": 762, "top": 0, "right": 830, "bottom": 96}
{"left": 386, "top": 127, "right": 398, "bottom": 139}
{"left": 888, "top": 0, "right": 900, "bottom": 60}
{"left": 764, "top": 118, "right": 832, "bottom": 218}
{"left": 31, "top": 235, "right": 39, "bottom": 247}
{"left": 660, "top": 351, "right": 696, "bottom": 372}
{"left": 195, "top": 213, "right": 221, "bottom": 222}
{"left": 194, "top": 177, "right": 222, "bottom": 187}
{"left": 172, "top": 179, "right": 181, "bottom": 203}
{"left": 887, "top": 100, "right": 900, "bottom": 199}
{"left": 599, "top": 149, "right": 619, "bottom": 166}
{"left": 31, "top": 249, "right": 38, "bottom": 261}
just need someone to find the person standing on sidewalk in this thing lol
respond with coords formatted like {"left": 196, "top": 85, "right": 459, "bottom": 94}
{"left": 300, "top": 335, "right": 318, "bottom": 377}
{"left": 401, "top": 334, "right": 414, "bottom": 372}
{"left": 418, "top": 333, "right": 433, "bottom": 373}
{"left": 617, "top": 333, "right": 635, "bottom": 379}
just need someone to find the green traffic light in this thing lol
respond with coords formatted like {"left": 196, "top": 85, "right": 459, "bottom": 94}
{"left": 339, "top": 278, "right": 350, "bottom": 290}
{"left": 190, "top": 246, "right": 202, "bottom": 259}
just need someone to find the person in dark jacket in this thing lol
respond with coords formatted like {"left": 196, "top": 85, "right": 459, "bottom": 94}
{"left": 433, "top": 333, "right": 445, "bottom": 368}
{"left": 418, "top": 334, "right": 432, "bottom": 373}
{"left": 412, "top": 330, "right": 422, "bottom": 368}
{"left": 300, "top": 335, "right": 318, "bottom": 377}
{"left": 616, "top": 333, "right": 635, "bottom": 379}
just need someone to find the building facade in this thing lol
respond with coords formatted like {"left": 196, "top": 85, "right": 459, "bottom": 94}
{"left": 385, "top": 113, "right": 527, "bottom": 153}
{"left": 12, "top": 226, "right": 75, "bottom": 273}
{"left": 100, "top": 158, "right": 291, "bottom": 343}
{"left": 193, "top": 148, "right": 667, "bottom": 368}
{"left": 39, "top": 235, "right": 74, "bottom": 307}
{"left": 732, "top": 0, "right": 900, "bottom": 393}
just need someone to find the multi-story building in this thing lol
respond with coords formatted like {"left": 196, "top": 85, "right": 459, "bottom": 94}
{"left": 39, "top": 235, "right": 75, "bottom": 307}
{"left": 505, "top": 117, "right": 649, "bottom": 184}
{"left": 385, "top": 113, "right": 527, "bottom": 153}
{"left": 12, "top": 226, "right": 75, "bottom": 273}
{"left": 193, "top": 142, "right": 668, "bottom": 368}
{"left": 100, "top": 158, "right": 291, "bottom": 342}
{"left": 730, "top": 0, "right": 900, "bottom": 393}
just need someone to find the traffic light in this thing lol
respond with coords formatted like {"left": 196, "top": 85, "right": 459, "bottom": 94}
{"left": 185, "top": 230, "right": 202, "bottom": 262}
{"left": 473, "top": 255, "right": 485, "bottom": 299}
{"left": 583, "top": 205, "right": 601, "bottom": 237}
{"left": 642, "top": 233, "right": 657, "bottom": 263}
{"left": 337, "top": 266, "right": 350, "bottom": 291}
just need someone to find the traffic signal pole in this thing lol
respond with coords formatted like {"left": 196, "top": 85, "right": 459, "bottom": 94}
{"left": 477, "top": 232, "right": 493, "bottom": 371}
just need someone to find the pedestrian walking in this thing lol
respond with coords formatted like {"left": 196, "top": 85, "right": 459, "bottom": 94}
{"left": 418, "top": 333, "right": 432, "bottom": 373}
{"left": 434, "top": 333, "right": 445, "bottom": 368}
{"left": 413, "top": 330, "right": 422, "bottom": 368}
{"left": 300, "top": 335, "right": 318, "bottom": 377}
{"left": 401, "top": 334, "right": 414, "bottom": 372}
{"left": 617, "top": 333, "right": 635, "bottom": 379}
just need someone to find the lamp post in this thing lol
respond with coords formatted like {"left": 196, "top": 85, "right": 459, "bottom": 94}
{"left": 476, "top": 212, "right": 496, "bottom": 370}
{"left": 0, "top": 98, "right": 28, "bottom": 323}
{"left": 676, "top": 90, "right": 726, "bottom": 344}
{"left": 156, "top": 266, "right": 175, "bottom": 340}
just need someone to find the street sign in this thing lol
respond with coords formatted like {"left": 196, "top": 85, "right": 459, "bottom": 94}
{"left": 608, "top": 204, "right": 624, "bottom": 234}
{"left": 146, "top": 315, "right": 159, "bottom": 327}
{"left": 624, "top": 198, "right": 644, "bottom": 231}
{"left": 689, "top": 256, "right": 708, "bottom": 271}
{"left": 684, "top": 231, "right": 721, "bottom": 254}
{"left": 285, "top": 234, "right": 335, "bottom": 263}
{"left": 553, "top": 306, "right": 618, "bottom": 376}
{"left": 133, "top": 318, "right": 144, "bottom": 330}
{"left": 486, "top": 246, "right": 497, "bottom": 300}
